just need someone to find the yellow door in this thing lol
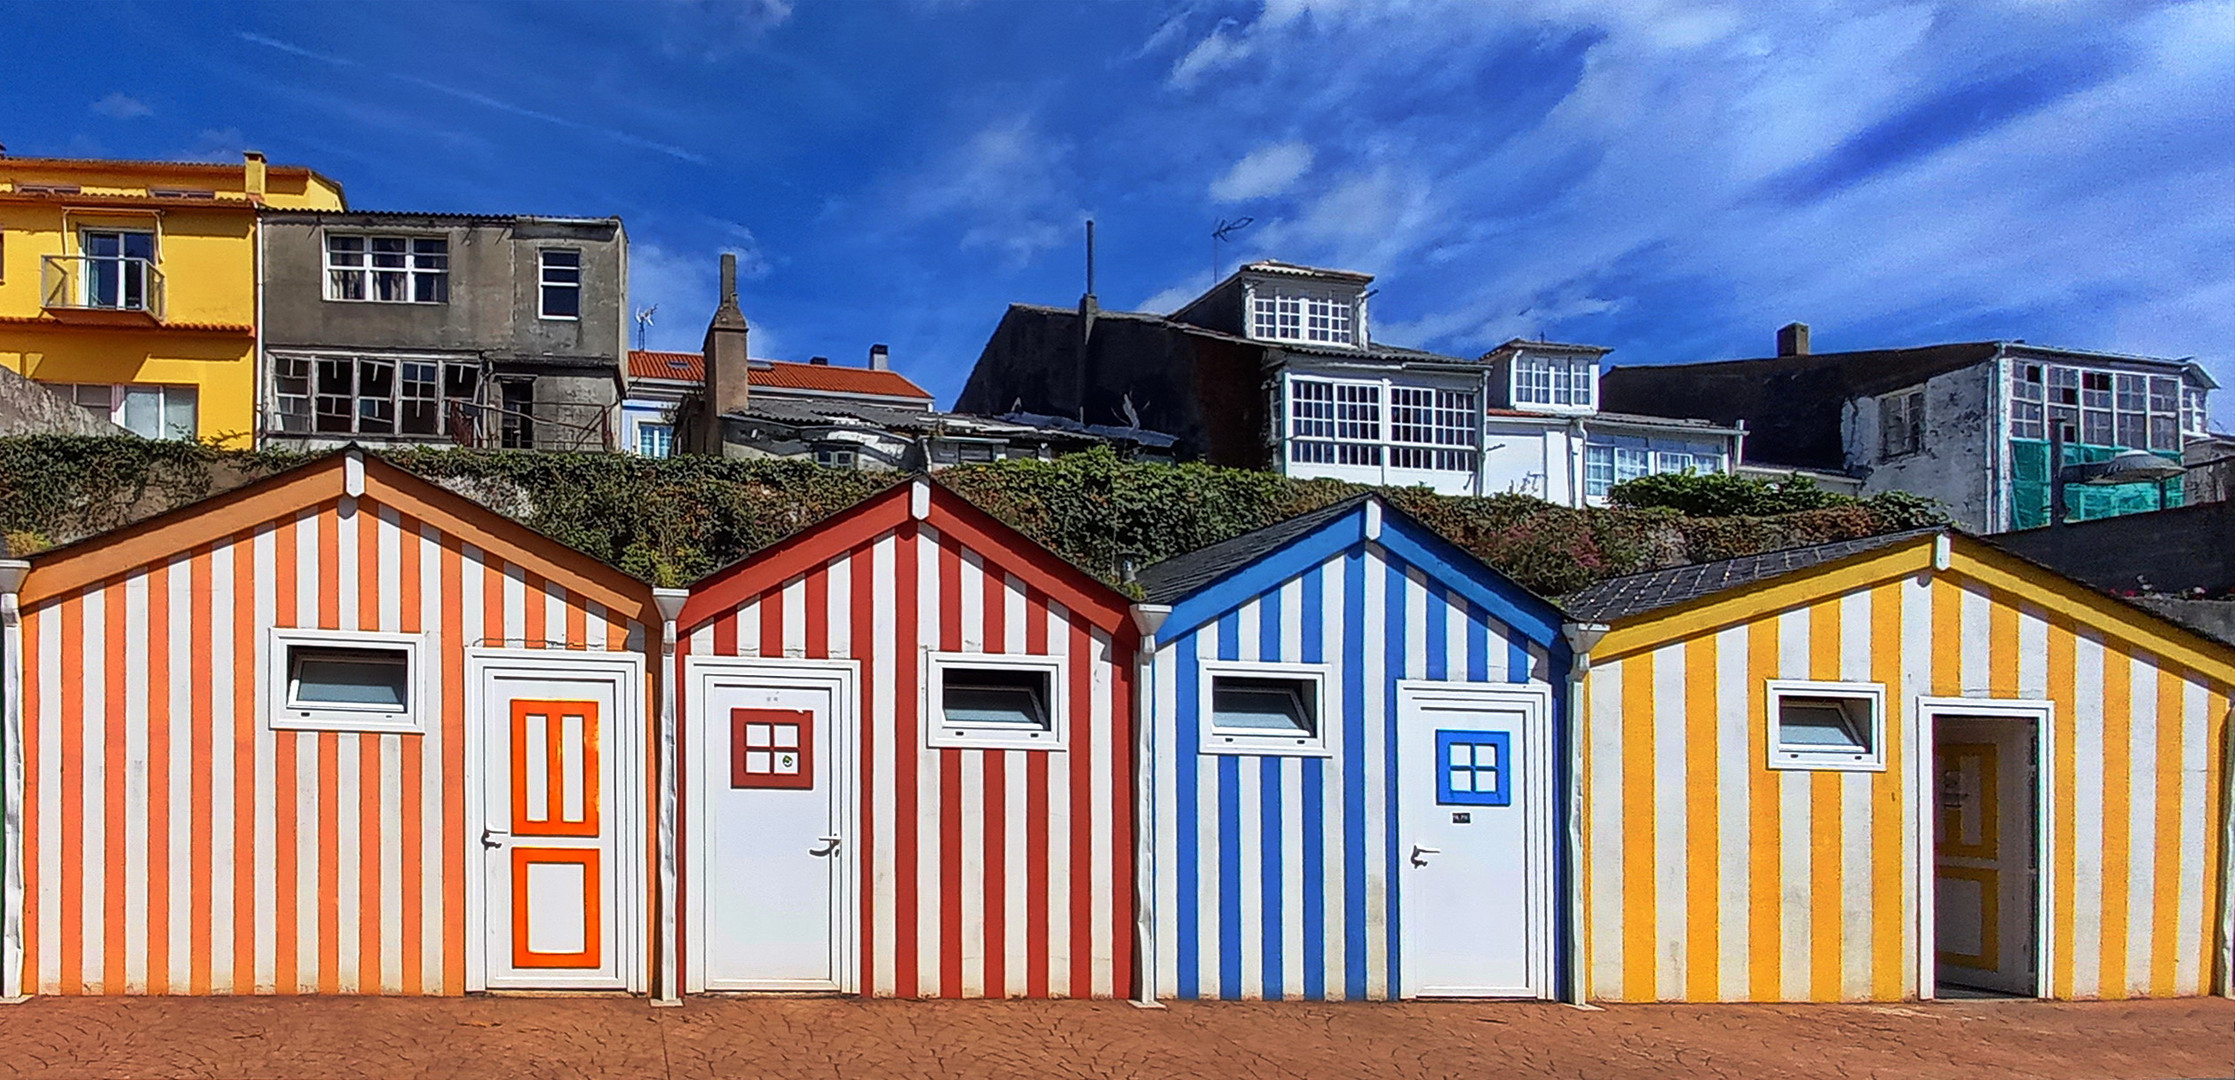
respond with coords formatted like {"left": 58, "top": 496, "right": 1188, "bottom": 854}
{"left": 1933, "top": 718, "right": 2037, "bottom": 995}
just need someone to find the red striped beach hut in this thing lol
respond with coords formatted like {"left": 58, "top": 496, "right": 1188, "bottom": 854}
{"left": 0, "top": 449, "right": 659, "bottom": 997}
{"left": 674, "top": 478, "right": 1138, "bottom": 998}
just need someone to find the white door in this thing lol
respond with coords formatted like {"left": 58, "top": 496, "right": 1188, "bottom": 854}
{"left": 1934, "top": 716, "right": 2039, "bottom": 996}
{"left": 1396, "top": 682, "right": 1552, "bottom": 998}
{"left": 693, "top": 662, "right": 851, "bottom": 992}
{"left": 478, "top": 665, "right": 631, "bottom": 990}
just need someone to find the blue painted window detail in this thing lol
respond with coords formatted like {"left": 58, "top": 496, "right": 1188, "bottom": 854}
{"left": 1436, "top": 729, "right": 1510, "bottom": 806}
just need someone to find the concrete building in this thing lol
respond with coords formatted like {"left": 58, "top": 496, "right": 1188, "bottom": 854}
{"left": 955, "top": 260, "right": 1737, "bottom": 502}
{"left": 257, "top": 210, "right": 627, "bottom": 451}
{"left": 1600, "top": 326, "right": 2217, "bottom": 531}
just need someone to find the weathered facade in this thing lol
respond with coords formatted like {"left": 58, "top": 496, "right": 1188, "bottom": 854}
{"left": 258, "top": 211, "right": 627, "bottom": 451}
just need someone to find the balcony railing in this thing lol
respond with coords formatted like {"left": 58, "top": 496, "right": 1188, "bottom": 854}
{"left": 41, "top": 254, "right": 165, "bottom": 321}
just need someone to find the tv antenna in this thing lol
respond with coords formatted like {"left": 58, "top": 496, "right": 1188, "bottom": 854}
{"left": 633, "top": 305, "right": 657, "bottom": 351}
{"left": 1212, "top": 217, "right": 1253, "bottom": 282}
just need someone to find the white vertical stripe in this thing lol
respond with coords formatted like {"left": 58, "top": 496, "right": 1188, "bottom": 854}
{"left": 1192, "top": 627, "right": 1219, "bottom": 997}
{"left": 780, "top": 574, "right": 806, "bottom": 657}
{"left": 502, "top": 564, "right": 527, "bottom": 648}
{"left": 336, "top": 502, "right": 359, "bottom": 632}
{"left": 544, "top": 579, "right": 567, "bottom": 648}
{"left": 167, "top": 559, "right": 194, "bottom": 992}
{"left": 1958, "top": 583, "right": 1991, "bottom": 695}
{"left": 1840, "top": 589, "right": 1873, "bottom": 1000}
{"left": 1003, "top": 742, "right": 1029, "bottom": 997}
{"left": 1086, "top": 623, "right": 1117, "bottom": 998}
{"left": 295, "top": 731, "right": 320, "bottom": 989}
{"left": 1776, "top": 608, "right": 1810, "bottom": 1001}
{"left": 2172, "top": 675, "right": 2208, "bottom": 994}
{"left": 1586, "top": 661, "right": 1623, "bottom": 998}
{"left": 1360, "top": 554, "right": 1390, "bottom": 999}
{"left": 380, "top": 734, "right": 405, "bottom": 994}
{"left": 914, "top": 527, "right": 941, "bottom": 990}
{"left": 81, "top": 583, "right": 107, "bottom": 991}
{"left": 735, "top": 597, "right": 760, "bottom": 658}
{"left": 2017, "top": 603, "right": 2050, "bottom": 699}
{"left": 826, "top": 556, "right": 851, "bottom": 658}
{"left": 34, "top": 604, "right": 61, "bottom": 993}
{"left": 420, "top": 524, "right": 444, "bottom": 993}
{"left": 208, "top": 540, "right": 239, "bottom": 994}
{"left": 1235, "top": 594, "right": 1260, "bottom": 664}
{"left": 1280, "top": 753, "right": 1305, "bottom": 999}
{"left": 958, "top": 553, "right": 983, "bottom": 653}
{"left": 1651, "top": 642, "right": 1686, "bottom": 1000}
{"left": 2124, "top": 653, "right": 2157, "bottom": 995}
{"left": 2069, "top": 632, "right": 2106, "bottom": 997}
{"left": 335, "top": 735, "right": 363, "bottom": 993}
{"left": 1278, "top": 575, "right": 1304, "bottom": 665}
{"left": 253, "top": 525, "right": 279, "bottom": 992}
{"left": 1899, "top": 570, "right": 1932, "bottom": 996}
{"left": 1150, "top": 645, "right": 1178, "bottom": 998}
{"left": 870, "top": 537, "right": 898, "bottom": 995}
{"left": 122, "top": 573, "right": 150, "bottom": 993}
{"left": 1714, "top": 625, "right": 1751, "bottom": 1000}
{"left": 958, "top": 751, "right": 985, "bottom": 997}
{"left": 1235, "top": 740, "right": 1264, "bottom": 998}
{"left": 1316, "top": 554, "right": 1347, "bottom": 997}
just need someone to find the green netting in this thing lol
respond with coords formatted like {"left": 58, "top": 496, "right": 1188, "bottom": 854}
{"left": 2008, "top": 440, "right": 2182, "bottom": 529}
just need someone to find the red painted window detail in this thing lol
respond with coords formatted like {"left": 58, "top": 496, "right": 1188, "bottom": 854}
{"left": 732, "top": 708, "right": 813, "bottom": 789}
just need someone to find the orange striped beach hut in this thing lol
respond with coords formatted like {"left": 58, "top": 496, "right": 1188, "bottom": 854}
{"left": 1563, "top": 528, "right": 2235, "bottom": 1003}
{"left": 0, "top": 449, "right": 660, "bottom": 996}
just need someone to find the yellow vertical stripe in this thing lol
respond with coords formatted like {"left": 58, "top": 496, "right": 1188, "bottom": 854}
{"left": 1621, "top": 649, "right": 1658, "bottom": 1000}
{"left": 2200, "top": 684, "right": 2228, "bottom": 989}
{"left": 2099, "top": 644, "right": 2132, "bottom": 998}
{"left": 1747, "top": 625, "right": 1781, "bottom": 999}
{"left": 1683, "top": 634, "right": 1719, "bottom": 1001}
{"left": 1807, "top": 600, "right": 1843, "bottom": 1000}
{"left": 1989, "top": 589, "right": 2020, "bottom": 697}
{"left": 2047, "top": 616, "right": 2078, "bottom": 999}
{"left": 2150, "top": 663, "right": 2184, "bottom": 997}
{"left": 1869, "top": 583, "right": 1906, "bottom": 999}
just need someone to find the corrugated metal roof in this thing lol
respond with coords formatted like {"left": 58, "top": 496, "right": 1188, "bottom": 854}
{"left": 1135, "top": 496, "right": 1372, "bottom": 606}
{"left": 626, "top": 350, "right": 934, "bottom": 400}
{"left": 1560, "top": 529, "right": 1938, "bottom": 622}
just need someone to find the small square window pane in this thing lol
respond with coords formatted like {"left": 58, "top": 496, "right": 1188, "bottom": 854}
{"left": 1476, "top": 742, "right": 1498, "bottom": 769}
{"left": 1210, "top": 676, "right": 1316, "bottom": 734}
{"left": 120, "top": 386, "right": 162, "bottom": 438}
{"left": 745, "top": 750, "right": 771, "bottom": 774}
{"left": 943, "top": 668, "right": 1051, "bottom": 728}
{"left": 1448, "top": 743, "right": 1472, "bottom": 767}
{"left": 773, "top": 724, "right": 798, "bottom": 749}
{"left": 290, "top": 646, "right": 409, "bottom": 709}
{"left": 1778, "top": 696, "right": 1872, "bottom": 753}
{"left": 1448, "top": 770, "right": 1473, "bottom": 793}
{"left": 745, "top": 723, "right": 772, "bottom": 747}
{"left": 773, "top": 751, "right": 799, "bottom": 774}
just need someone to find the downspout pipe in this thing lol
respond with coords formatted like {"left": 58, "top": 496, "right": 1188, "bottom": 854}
{"left": 0, "top": 558, "right": 30, "bottom": 1002}
{"left": 1559, "top": 620, "right": 1610, "bottom": 1006}
{"left": 1129, "top": 603, "right": 1171, "bottom": 1007}
{"left": 652, "top": 586, "right": 688, "bottom": 1005}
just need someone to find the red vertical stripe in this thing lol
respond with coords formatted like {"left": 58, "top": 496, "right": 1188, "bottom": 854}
{"left": 981, "top": 565, "right": 1007, "bottom": 997}
{"left": 147, "top": 560, "right": 173, "bottom": 994}
{"left": 1023, "top": 590, "right": 1051, "bottom": 999}
{"left": 231, "top": 531, "right": 259, "bottom": 992}
{"left": 760, "top": 580, "right": 784, "bottom": 658}
{"left": 274, "top": 519, "right": 301, "bottom": 994}
{"left": 805, "top": 562, "right": 829, "bottom": 660}
{"left": 713, "top": 605, "right": 737, "bottom": 658}
{"left": 523, "top": 570, "right": 548, "bottom": 648}
{"left": 1066, "top": 614, "right": 1093, "bottom": 998}
{"left": 440, "top": 538, "right": 467, "bottom": 993}
{"left": 399, "top": 520, "right": 425, "bottom": 995}
{"left": 937, "top": 537, "right": 963, "bottom": 998}
{"left": 849, "top": 543, "right": 876, "bottom": 992}
{"left": 1108, "top": 635, "right": 1135, "bottom": 999}
{"left": 20, "top": 603, "right": 41, "bottom": 991}
{"left": 103, "top": 582, "right": 127, "bottom": 994}
{"left": 893, "top": 523, "right": 920, "bottom": 997}
{"left": 57, "top": 594, "right": 83, "bottom": 993}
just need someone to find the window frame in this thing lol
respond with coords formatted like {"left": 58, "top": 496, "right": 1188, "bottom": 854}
{"left": 1198, "top": 659, "right": 1333, "bottom": 757}
{"left": 1510, "top": 353, "right": 1595, "bottom": 410}
{"left": 277, "top": 352, "right": 481, "bottom": 439}
{"left": 77, "top": 227, "right": 158, "bottom": 311}
{"left": 925, "top": 651, "right": 1068, "bottom": 750}
{"left": 268, "top": 627, "right": 426, "bottom": 733}
{"left": 1765, "top": 679, "right": 1886, "bottom": 772}
{"left": 637, "top": 422, "right": 674, "bottom": 458}
{"left": 323, "top": 231, "right": 450, "bottom": 304}
{"left": 538, "top": 247, "right": 582, "bottom": 320}
{"left": 1250, "top": 281, "right": 1359, "bottom": 346}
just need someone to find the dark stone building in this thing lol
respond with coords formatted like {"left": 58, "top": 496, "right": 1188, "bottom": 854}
{"left": 257, "top": 210, "right": 627, "bottom": 450}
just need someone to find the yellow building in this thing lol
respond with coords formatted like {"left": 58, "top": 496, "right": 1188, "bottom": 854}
{"left": 0, "top": 152, "right": 345, "bottom": 445}
{"left": 1567, "top": 529, "right": 2234, "bottom": 1002}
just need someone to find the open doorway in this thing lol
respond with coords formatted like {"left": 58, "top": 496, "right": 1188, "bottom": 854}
{"left": 1930, "top": 711, "right": 2044, "bottom": 998}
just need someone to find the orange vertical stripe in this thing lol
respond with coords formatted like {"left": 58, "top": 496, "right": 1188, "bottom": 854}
{"left": 399, "top": 519, "right": 425, "bottom": 996}
{"left": 103, "top": 582, "right": 126, "bottom": 995}
{"left": 1807, "top": 600, "right": 1841, "bottom": 1001}
{"left": 2199, "top": 685, "right": 2228, "bottom": 989}
{"left": 1747, "top": 623, "right": 1782, "bottom": 999}
{"left": 2097, "top": 644, "right": 2132, "bottom": 998}
{"left": 2149, "top": 665, "right": 2184, "bottom": 996}
{"left": 565, "top": 587, "right": 588, "bottom": 650}
{"left": 147, "top": 559, "right": 173, "bottom": 994}
{"left": 1618, "top": 649, "right": 1656, "bottom": 999}
{"left": 1869, "top": 583, "right": 1906, "bottom": 999}
{"left": 442, "top": 538, "right": 468, "bottom": 993}
{"left": 1683, "top": 634, "right": 1719, "bottom": 1000}
{"left": 187, "top": 546, "right": 215, "bottom": 994}
{"left": 20, "top": 602, "right": 40, "bottom": 992}
{"left": 358, "top": 499, "right": 384, "bottom": 994}
{"left": 274, "top": 518, "right": 301, "bottom": 993}
{"left": 231, "top": 530, "right": 259, "bottom": 992}
{"left": 2046, "top": 616, "right": 2078, "bottom": 999}
{"left": 524, "top": 570, "right": 549, "bottom": 648}
{"left": 317, "top": 731, "right": 341, "bottom": 993}
{"left": 59, "top": 595, "right": 83, "bottom": 994}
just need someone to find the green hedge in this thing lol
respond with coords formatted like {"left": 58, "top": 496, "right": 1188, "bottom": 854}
{"left": 0, "top": 437, "right": 1947, "bottom": 597}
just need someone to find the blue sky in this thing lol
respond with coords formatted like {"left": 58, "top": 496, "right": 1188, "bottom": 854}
{"left": 7, "top": 0, "right": 2231, "bottom": 417}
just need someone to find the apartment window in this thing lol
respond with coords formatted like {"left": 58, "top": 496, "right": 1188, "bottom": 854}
{"left": 499, "top": 381, "right": 535, "bottom": 449}
{"left": 1879, "top": 390, "right": 1924, "bottom": 458}
{"left": 1251, "top": 284, "right": 1357, "bottom": 346}
{"left": 286, "top": 355, "right": 479, "bottom": 437}
{"left": 1388, "top": 387, "right": 1477, "bottom": 471}
{"left": 270, "top": 628, "right": 423, "bottom": 733}
{"left": 1654, "top": 450, "right": 1720, "bottom": 475}
{"left": 2183, "top": 387, "right": 2209, "bottom": 435}
{"left": 1288, "top": 377, "right": 1383, "bottom": 466}
{"left": 80, "top": 229, "right": 156, "bottom": 310}
{"left": 55, "top": 382, "right": 197, "bottom": 440}
{"left": 2047, "top": 365, "right": 2079, "bottom": 440}
{"left": 637, "top": 422, "right": 674, "bottom": 458}
{"left": 815, "top": 445, "right": 857, "bottom": 469}
{"left": 2010, "top": 364, "right": 2046, "bottom": 440}
{"left": 1766, "top": 681, "right": 1885, "bottom": 772}
{"left": 1582, "top": 442, "right": 1657, "bottom": 498}
{"left": 539, "top": 249, "right": 581, "bottom": 319}
{"left": 2148, "top": 377, "right": 2180, "bottom": 450}
{"left": 325, "top": 234, "right": 449, "bottom": 303}
{"left": 1200, "top": 662, "right": 1330, "bottom": 756}
{"left": 2078, "top": 370, "right": 2115, "bottom": 445}
{"left": 927, "top": 653, "right": 1066, "bottom": 750}
{"left": 1511, "top": 354, "right": 1593, "bottom": 409}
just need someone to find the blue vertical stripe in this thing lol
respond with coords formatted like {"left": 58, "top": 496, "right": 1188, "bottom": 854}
{"left": 1467, "top": 601, "right": 1490, "bottom": 683}
{"left": 1423, "top": 575, "right": 1448, "bottom": 682}
{"left": 1382, "top": 558, "right": 1407, "bottom": 997}
{"left": 1548, "top": 642, "right": 1572, "bottom": 1001}
{"left": 1300, "top": 562, "right": 1326, "bottom": 999}
{"left": 1341, "top": 547, "right": 1368, "bottom": 1001}
{"left": 1215, "top": 611, "right": 1242, "bottom": 1000}
{"left": 1260, "top": 755, "right": 1284, "bottom": 998}
{"left": 1174, "top": 635, "right": 1201, "bottom": 999}
{"left": 1257, "top": 585, "right": 1282, "bottom": 662}
{"left": 1507, "top": 614, "right": 1531, "bottom": 684}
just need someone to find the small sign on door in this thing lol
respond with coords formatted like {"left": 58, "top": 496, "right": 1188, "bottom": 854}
{"left": 733, "top": 708, "right": 814, "bottom": 790}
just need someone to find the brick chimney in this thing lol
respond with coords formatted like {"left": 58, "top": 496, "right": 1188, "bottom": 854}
{"left": 1777, "top": 322, "right": 1811, "bottom": 357}
{"left": 244, "top": 150, "right": 267, "bottom": 200}
{"left": 869, "top": 344, "right": 890, "bottom": 371}
{"left": 698, "top": 253, "right": 750, "bottom": 453}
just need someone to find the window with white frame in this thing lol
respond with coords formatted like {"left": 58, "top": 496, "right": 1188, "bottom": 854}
{"left": 278, "top": 354, "right": 481, "bottom": 437}
{"left": 539, "top": 249, "right": 582, "bottom": 319}
{"left": 1511, "top": 353, "right": 1594, "bottom": 409}
{"left": 1581, "top": 442, "right": 1654, "bottom": 498}
{"left": 79, "top": 229, "right": 157, "bottom": 310}
{"left": 53, "top": 382, "right": 198, "bottom": 440}
{"left": 927, "top": 653, "right": 1066, "bottom": 749}
{"left": 2010, "top": 363, "right": 2046, "bottom": 439}
{"left": 2016, "top": 360, "right": 2195, "bottom": 449}
{"left": 269, "top": 628, "right": 423, "bottom": 733}
{"left": 637, "top": 422, "right": 673, "bottom": 458}
{"left": 1880, "top": 389, "right": 1924, "bottom": 458}
{"left": 1200, "top": 662, "right": 1330, "bottom": 756}
{"left": 1288, "top": 377, "right": 1383, "bottom": 466}
{"left": 1766, "top": 680, "right": 1885, "bottom": 771}
{"left": 1388, "top": 386, "right": 1478, "bottom": 471}
{"left": 2183, "top": 387, "right": 2209, "bottom": 435}
{"left": 1251, "top": 283, "right": 1358, "bottom": 346}
{"left": 325, "top": 233, "right": 449, "bottom": 303}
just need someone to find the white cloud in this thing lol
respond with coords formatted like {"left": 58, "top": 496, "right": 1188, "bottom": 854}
{"left": 628, "top": 240, "right": 785, "bottom": 356}
{"left": 1169, "top": 20, "right": 1253, "bottom": 88}
{"left": 88, "top": 92, "right": 152, "bottom": 120}
{"left": 1210, "top": 141, "right": 1314, "bottom": 202}
{"left": 238, "top": 31, "right": 358, "bottom": 66}
{"left": 891, "top": 114, "right": 1084, "bottom": 266}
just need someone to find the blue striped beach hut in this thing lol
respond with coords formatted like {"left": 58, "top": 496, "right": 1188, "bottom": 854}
{"left": 1132, "top": 494, "right": 1573, "bottom": 1001}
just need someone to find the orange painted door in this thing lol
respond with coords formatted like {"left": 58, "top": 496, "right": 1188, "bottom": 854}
{"left": 482, "top": 678, "right": 625, "bottom": 989}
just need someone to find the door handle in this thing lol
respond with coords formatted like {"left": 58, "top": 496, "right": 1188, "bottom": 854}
{"left": 1410, "top": 844, "right": 1440, "bottom": 867}
{"left": 808, "top": 835, "right": 843, "bottom": 857}
{"left": 481, "top": 828, "right": 511, "bottom": 850}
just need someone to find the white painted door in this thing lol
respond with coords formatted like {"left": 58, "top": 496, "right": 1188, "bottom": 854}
{"left": 1934, "top": 716, "right": 2038, "bottom": 995}
{"left": 696, "top": 668, "right": 847, "bottom": 991}
{"left": 480, "top": 670, "right": 626, "bottom": 989}
{"left": 1396, "top": 683, "right": 1551, "bottom": 998}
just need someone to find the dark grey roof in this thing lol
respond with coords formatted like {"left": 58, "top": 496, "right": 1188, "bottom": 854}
{"left": 1561, "top": 529, "right": 1940, "bottom": 622}
{"left": 1135, "top": 496, "right": 1373, "bottom": 606}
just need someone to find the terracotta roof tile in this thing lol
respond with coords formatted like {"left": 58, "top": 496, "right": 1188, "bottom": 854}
{"left": 626, "top": 350, "right": 933, "bottom": 400}
{"left": 627, "top": 350, "right": 704, "bottom": 382}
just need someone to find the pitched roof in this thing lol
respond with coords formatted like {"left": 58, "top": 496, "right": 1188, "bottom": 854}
{"left": 1560, "top": 529, "right": 1939, "bottom": 623}
{"left": 1135, "top": 496, "right": 1371, "bottom": 606}
{"left": 625, "top": 350, "right": 934, "bottom": 400}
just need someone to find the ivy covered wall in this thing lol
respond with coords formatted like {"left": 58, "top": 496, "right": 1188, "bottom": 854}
{"left": 0, "top": 437, "right": 1944, "bottom": 597}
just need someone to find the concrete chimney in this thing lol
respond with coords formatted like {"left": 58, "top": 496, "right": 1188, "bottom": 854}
{"left": 809, "top": 356, "right": 829, "bottom": 366}
{"left": 243, "top": 151, "right": 268, "bottom": 199}
{"left": 698, "top": 253, "right": 751, "bottom": 453}
{"left": 1777, "top": 322, "right": 1811, "bottom": 357}
{"left": 869, "top": 344, "right": 890, "bottom": 371}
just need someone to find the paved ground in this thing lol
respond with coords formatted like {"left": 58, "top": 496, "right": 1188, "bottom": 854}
{"left": 0, "top": 995, "right": 2228, "bottom": 1079}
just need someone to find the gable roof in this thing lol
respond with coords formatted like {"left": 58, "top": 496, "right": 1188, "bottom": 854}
{"left": 625, "top": 350, "right": 934, "bottom": 401}
{"left": 1136, "top": 494, "right": 1568, "bottom": 651}
{"left": 20, "top": 448, "right": 655, "bottom": 622}
{"left": 1561, "top": 529, "right": 1935, "bottom": 623}
{"left": 678, "top": 477, "right": 1133, "bottom": 636}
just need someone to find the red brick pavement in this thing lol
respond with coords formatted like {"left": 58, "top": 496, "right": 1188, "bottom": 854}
{"left": 0, "top": 995, "right": 2227, "bottom": 1079}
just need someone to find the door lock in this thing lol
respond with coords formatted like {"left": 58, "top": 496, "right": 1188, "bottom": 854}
{"left": 1410, "top": 844, "right": 1440, "bottom": 867}
{"left": 481, "top": 828, "right": 511, "bottom": 850}
{"left": 808, "top": 835, "right": 843, "bottom": 857}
